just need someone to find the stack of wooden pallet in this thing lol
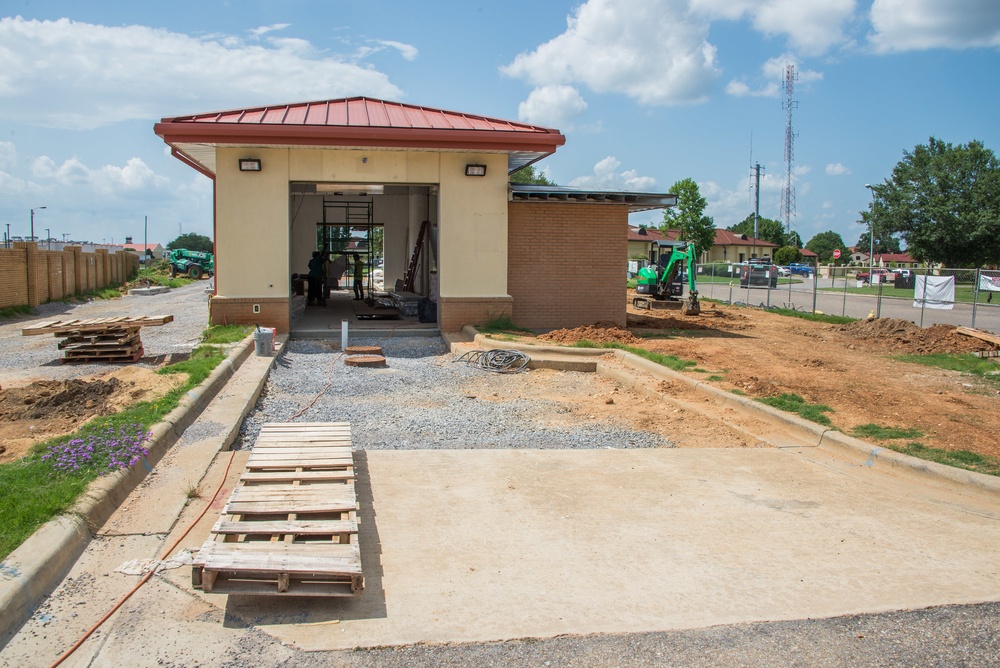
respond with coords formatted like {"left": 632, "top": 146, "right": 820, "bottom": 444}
{"left": 21, "top": 316, "right": 173, "bottom": 363}
{"left": 192, "top": 422, "right": 364, "bottom": 596}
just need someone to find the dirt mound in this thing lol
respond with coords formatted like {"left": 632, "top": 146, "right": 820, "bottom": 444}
{"left": 538, "top": 322, "right": 643, "bottom": 345}
{"left": 0, "top": 378, "right": 121, "bottom": 421}
{"left": 627, "top": 314, "right": 713, "bottom": 331}
{"left": 839, "top": 318, "right": 994, "bottom": 355}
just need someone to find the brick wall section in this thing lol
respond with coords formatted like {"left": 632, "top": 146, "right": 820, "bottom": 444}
{"left": 0, "top": 243, "right": 138, "bottom": 308}
{"left": 210, "top": 296, "right": 290, "bottom": 333}
{"left": 507, "top": 202, "right": 628, "bottom": 329}
{"left": 439, "top": 296, "right": 514, "bottom": 332}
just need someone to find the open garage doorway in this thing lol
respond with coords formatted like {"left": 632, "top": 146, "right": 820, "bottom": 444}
{"left": 289, "top": 182, "right": 440, "bottom": 337}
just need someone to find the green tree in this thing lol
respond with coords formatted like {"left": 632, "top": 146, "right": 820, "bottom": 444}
{"left": 805, "top": 231, "right": 848, "bottom": 264}
{"left": 773, "top": 246, "right": 801, "bottom": 265}
{"left": 166, "top": 233, "right": 213, "bottom": 253}
{"left": 872, "top": 137, "right": 1000, "bottom": 267}
{"left": 660, "top": 178, "right": 716, "bottom": 256}
{"left": 785, "top": 230, "right": 803, "bottom": 248}
{"left": 510, "top": 163, "right": 555, "bottom": 185}
{"left": 854, "top": 228, "right": 901, "bottom": 255}
{"left": 729, "top": 214, "right": 785, "bottom": 246}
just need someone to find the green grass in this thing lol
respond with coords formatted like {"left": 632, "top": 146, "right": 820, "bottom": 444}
{"left": 0, "top": 344, "right": 229, "bottom": 561}
{"left": 766, "top": 308, "right": 857, "bottom": 325}
{"left": 821, "top": 283, "right": 983, "bottom": 304}
{"left": 706, "top": 375, "right": 724, "bottom": 382}
{"left": 0, "top": 304, "right": 33, "bottom": 320}
{"left": 201, "top": 324, "right": 254, "bottom": 344}
{"left": 885, "top": 442, "right": 1000, "bottom": 477}
{"left": 894, "top": 353, "right": 1000, "bottom": 387}
{"left": 850, "top": 423, "right": 925, "bottom": 440}
{"left": 731, "top": 388, "right": 747, "bottom": 396}
{"left": 135, "top": 265, "right": 192, "bottom": 289}
{"left": 756, "top": 393, "right": 835, "bottom": 426}
{"left": 571, "top": 340, "right": 697, "bottom": 371}
{"left": 80, "top": 285, "right": 124, "bottom": 300}
{"left": 477, "top": 315, "right": 534, "bottom": 336}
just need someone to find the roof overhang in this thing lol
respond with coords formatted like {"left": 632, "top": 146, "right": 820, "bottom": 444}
{"left": 509, "top": 184, "right": 678, "bottom": 213}
{"left": 154, "top": 97, "right": 565, "bottom": 177}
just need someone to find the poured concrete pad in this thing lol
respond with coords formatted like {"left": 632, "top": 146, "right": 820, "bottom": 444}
{"left": 209, "top": 447, "right": 1000, "bottom": 650}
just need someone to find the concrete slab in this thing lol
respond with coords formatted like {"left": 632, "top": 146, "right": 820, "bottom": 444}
{"left": 157, "top": 448, "right": 999, "bottom": 652}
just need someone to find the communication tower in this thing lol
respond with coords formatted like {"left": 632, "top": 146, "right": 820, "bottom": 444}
{"left": 780, "top": 64, "right": 798, "bottom": 236}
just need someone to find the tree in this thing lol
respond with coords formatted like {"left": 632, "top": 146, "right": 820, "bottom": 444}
{"left": 805, "top": 231, "right": 848, "bottom": 264}
{"left": 729, "top": 214, "right": 785, "bottom": 246}
{"left": 166, "top": 233, "right": 213, "bottom": 253}
{"left": 660, "top": 178, "right": 716, "bottom": 256}
{"left": 510, "top": 163, "right": 555, "bottom": 185}
{"left": 785, "top": 230, "right": 803, "bottom": 248}
{"left": 773, "top": 246, "right": 801, "bottom": 266}
{"left": 854, "top": 229, "right": 901, "bottom": 255}
{"left": 872, "top": 137, "right": 1000, "bottom": 267}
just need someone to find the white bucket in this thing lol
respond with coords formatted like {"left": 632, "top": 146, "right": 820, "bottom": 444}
{"left": 253, "top": 327, "right": 275, "bottom": 356}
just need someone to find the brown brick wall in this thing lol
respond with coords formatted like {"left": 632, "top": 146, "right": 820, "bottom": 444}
{"left": 210, "top": 296, "right": 290, "bottom": 333}
{"left": 438, "top": 296, "right": 514, "bottom": 332}
{"left": 0, "top": 243, "right": 138, "bottom": 308}
{"left": 508, "top": 202, "right": 627, "bottom": 329}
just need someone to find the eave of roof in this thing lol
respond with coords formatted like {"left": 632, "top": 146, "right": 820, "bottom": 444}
{"left": 155, "top": 97, "right": 565, "bottom": 177}
{"left": 510, "top": 184, "right": 677, "bottom": 213}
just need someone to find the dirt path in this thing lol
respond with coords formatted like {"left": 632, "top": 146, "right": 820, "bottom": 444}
{"left": 529, "top": 295, "right": 1000, "bottom": 460}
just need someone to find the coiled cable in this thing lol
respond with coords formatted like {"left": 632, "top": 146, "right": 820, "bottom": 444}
{"left": 457, "top": 349, "right": 530, "bottom": 373}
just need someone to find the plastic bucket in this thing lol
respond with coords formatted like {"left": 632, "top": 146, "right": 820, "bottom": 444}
{"left": 253, "top": 327, "right": 275, "bottom": 356}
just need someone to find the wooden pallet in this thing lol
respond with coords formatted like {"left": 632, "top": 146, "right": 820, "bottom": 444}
{"left": 192, "top": 422, "right": 363, "bottom": 596}
{"left": 22, "top": 315, "right": 171, "bottom": 364}
{"left": 21, "top": 315, "right": 174, "bottom": 335}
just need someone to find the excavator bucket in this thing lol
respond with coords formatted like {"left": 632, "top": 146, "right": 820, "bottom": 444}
{"left": 681, "top": 291, "right": 701, "bottom": 316}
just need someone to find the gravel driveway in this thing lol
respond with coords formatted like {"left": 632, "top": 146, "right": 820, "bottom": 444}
{"left": 0, "top": 281, "right": 210, "bottom": 387}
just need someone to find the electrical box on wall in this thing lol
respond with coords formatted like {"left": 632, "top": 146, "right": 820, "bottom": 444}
{"left": 253, "top": 304, "right": 260, "bottom": 314}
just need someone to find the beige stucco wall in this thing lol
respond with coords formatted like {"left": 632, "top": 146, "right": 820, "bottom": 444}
{"left": 215, "top": 147, "right": 509, "bottom": 302}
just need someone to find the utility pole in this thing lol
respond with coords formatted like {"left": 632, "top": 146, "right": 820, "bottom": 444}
{"left": 752, "top": 162, "right": 762, "bottom": 260}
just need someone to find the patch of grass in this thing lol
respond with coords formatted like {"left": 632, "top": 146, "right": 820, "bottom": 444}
{"left": 731, "top": 388, "right": 746, "bottom": 396}
{"left": 80, "top": 285, "right": 124, "bottom": 300}
{"left": 894, "top": 353, "right": 1000, "bottom": 386}
{"left": 768, "top": 308, "right": 857, "bottom": 325}
{"left": 477, "top": 316, "right": 534, "bottom": 336}
{"left": 0, "top": 304, "right": 33, "bottom": 320}
{"left": 485, "top": 333, "right": 521, "bottom": 343}
{"left": 706, "top": 375, "right": 724, "bottom": 382}
{"left": 201, "top": 324, "right": 253, "bottom": 344}
{"left": 756, "top": 392, "right": 835, "bottom": 426}
{"left": 692, "top": 368, "right": 709, "bottom": 373}
{"left": 0, "top": 343, "right": 229, "bottom": 561}
{"left": 886, "top": 442, "right": 1000, "bottom": 477}
{"left": 850, "top": 423, "right": 925, "bottom": 440}
{"left": 571, "top": 340, "right": 697, "bottom": 371}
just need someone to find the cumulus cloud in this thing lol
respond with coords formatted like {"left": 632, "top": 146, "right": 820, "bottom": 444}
{"left": 692, "top": 0, "right": 857, "bottom": 56}
{"left": 727, "top": 55, "right": 822, "bottom": 98}
{"left": 501, "top": 0, "right": 720, "bottom": 106}
{"left": 518, "top": 85, "right": 588, "bottom": 128}
{"left": 869, "top": 0, "right": 1000, "bottom": 52}
{"left": 825, "top": 162, "right": 851, "bottom": 176}
{"left": 725, "top": 79, "right": 780, "bottom": 97}
{"left": 0, "top": 141, "right": 15, "bottom": 170}
{"left": 376, "top": 40, "right": 419, "bottom": 61}
{"left": 249, "top": 24, "right": 291, "bottom": 38}
{"left": 570, "top": 156, "right": 658, "bottom": 191}
{"left": 0, "top": 17, "right": 403, "bottom": 129}
{"left": 32, "top": 155, "right": 168, "bottom": 195}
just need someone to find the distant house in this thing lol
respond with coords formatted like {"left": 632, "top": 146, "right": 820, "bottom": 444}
{"left": 655, "top": 228, "right": 778, "bottom": 264}
{"left": 122, "top": 242, "right": 166, "bottom": 260}
{"left": 627, "top": 226, "right": 667, "bottom": 260}
{"left": 874, "top": 252, "right": 919, "bottom": 268}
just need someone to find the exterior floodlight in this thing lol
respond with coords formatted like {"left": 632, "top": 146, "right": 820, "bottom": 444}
{"left": 465, "top": 164, "right": 487, "bottom": 177}
{"left": 239, "top": 158, "right": 262, "bottom": 172}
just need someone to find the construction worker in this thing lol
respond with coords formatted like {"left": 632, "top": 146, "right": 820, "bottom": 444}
{"left": 307, "top": 251, "right": 325, "bottom": 306}
{"left": 352, "top": 253, "right": 364, "bottom": 301}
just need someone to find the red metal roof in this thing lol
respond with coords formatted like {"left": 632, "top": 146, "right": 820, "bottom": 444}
{"left": 155, "top": 97, "right": 565, "bottom": 176}
{"left": 628, "top": 226, "right": 667, "bottom": 242}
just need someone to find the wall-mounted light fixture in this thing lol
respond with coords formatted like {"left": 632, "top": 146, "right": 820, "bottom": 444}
{"left": 238, "top": 158, "right": 262, "bottom": 172}
{"left": 465, "top": 163, "right": 487, "bottom": 177}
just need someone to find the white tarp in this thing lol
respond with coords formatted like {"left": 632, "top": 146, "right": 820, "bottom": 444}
{"left": 979, "top": 273, "right": 1000, "bottom": 293}
{"left": 913, "top": 275, "right": 955, "bottom": 310}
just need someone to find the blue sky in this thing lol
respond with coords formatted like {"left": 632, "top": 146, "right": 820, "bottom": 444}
{"left": 2, "top": 0, "right": 999, "bottom": 250}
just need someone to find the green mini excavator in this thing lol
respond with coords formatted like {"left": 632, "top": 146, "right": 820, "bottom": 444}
{"left": 635, "top": 241, "right": 700, "bottom": 315}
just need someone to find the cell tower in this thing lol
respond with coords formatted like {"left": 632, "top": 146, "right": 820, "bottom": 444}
{"left": 780, "top": 64, "right": 798, "bottom": 236}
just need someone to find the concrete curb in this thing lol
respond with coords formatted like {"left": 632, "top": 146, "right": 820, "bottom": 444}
{"left": 0, "top": 334, "right": 256, "bottom": 648}
{"left": 467, "top": 330, "right": 1000, "bottom": 496}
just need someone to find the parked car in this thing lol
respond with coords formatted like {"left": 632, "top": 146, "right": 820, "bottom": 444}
{"left": 776, "top": 266, "right": 791, "bottom": 277}
{"left": 740, "top": 264, "right": 779, "bottom": 288}
{"left": 788, "top": 263, "right": 813, "bottom": 276}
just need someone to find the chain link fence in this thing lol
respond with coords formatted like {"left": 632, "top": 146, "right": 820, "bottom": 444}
{"left": 677, "top": 263, "right": 1000, "bottom": 335}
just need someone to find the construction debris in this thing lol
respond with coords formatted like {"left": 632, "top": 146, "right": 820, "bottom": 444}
{"left": 21, "top": 316, "right": 174, "bottom": 364}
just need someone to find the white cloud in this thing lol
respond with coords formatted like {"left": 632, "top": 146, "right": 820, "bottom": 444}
{"left": 249, "top": 24, "right": 291, "bottom": 38}
{"left": 725, "top": 79, "right": 780, "bottom": 97}
{"left": 825, "top": 162, "right": 851, "bottom": 176}
{"left": 727, "top": 55, "right": 822, "bottom": 98}
{"left": 518, "top": 85, "right": 588, "bottom": 128}
{"left": 32, "top": 155, "right": 168, "bottom": 195}
{"left": 570, "top": 156, "right": 658, "bottom": 191}
{"left": 376, "top": 40, "right": 419, "bottom": 61}
{"left": 501, "top": 0, "right": 720, "bottom": 106}
{"left": 692, "top": 0, "right": 857, "bottom": 56}
{"left": 869, "top": 0, "right": 1000, "bottom": 52}
{"left": 0, "top": 141, "right": 15, "bottom": 170}
{"left": 0, "top": 17, "right": 403, "bottom": 129}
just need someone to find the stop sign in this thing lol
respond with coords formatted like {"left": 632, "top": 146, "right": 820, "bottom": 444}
{"left": 833, "top": 248, "right": 841, "bottom": 259}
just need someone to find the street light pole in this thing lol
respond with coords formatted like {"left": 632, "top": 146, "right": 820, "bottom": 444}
{"left": 30, "top": 206, "right": 46, "bottom": 243}
{"left": 864, "top": 184, "right": 876, "bottom": 284}
{"left": 4, "top": 223, "right": 9, "bottom": 249}
{"left": 45, "top": 228, "right": 50, "bottom": 250}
